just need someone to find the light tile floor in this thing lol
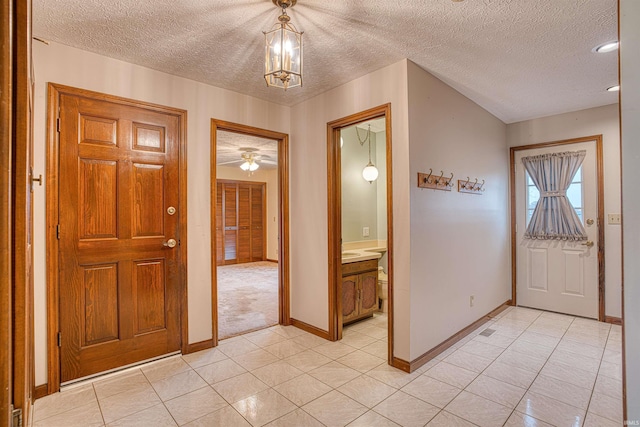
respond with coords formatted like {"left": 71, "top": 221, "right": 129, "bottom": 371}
{"left": 32, "top": 307, "right": 623, "bottom": 426}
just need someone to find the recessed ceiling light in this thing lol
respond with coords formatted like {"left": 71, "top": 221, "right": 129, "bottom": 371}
{"left": 607, "top": 85, "right": 620, "bottom": 92}
{"left": 594, "top": 41, "right": 619, "bottom": 53}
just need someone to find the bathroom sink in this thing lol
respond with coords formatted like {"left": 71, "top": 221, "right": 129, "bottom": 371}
{"left": 341, "top": 252, "right": 361, "bottom": 258}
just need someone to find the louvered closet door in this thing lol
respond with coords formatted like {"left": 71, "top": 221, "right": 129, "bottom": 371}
{"left": 223, "top": 183, "right": 238, "bottom": 263}
{"left": 237, "top": 184, "right": 252, "bottom": 263}
{"left": 250, "top": 184, "right": 265, "bottom": 261}
{"left": 216, "top": 182, "right": 223, "bottom": 264}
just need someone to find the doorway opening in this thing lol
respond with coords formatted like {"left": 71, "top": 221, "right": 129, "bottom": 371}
{"left": 510, "top": 135, "right": 605, "bottom": 320}
{"left": 327, "top": 104, "right": 395, "bottom": 367}
{"left": 210, "top": 121, "right": 290, "bottom": 344}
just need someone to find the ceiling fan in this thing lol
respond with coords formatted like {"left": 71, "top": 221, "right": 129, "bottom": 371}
{"left": 217, "top": 147, "right": 277, "bottom": 171}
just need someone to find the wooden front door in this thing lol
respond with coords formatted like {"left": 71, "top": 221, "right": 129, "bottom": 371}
{"left": 57, "top": 90, "right": 182, "bottom": 382}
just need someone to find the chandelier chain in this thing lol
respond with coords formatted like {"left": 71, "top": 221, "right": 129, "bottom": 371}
{"left": 355, "top": 124, "right": 371, "bottom": 147}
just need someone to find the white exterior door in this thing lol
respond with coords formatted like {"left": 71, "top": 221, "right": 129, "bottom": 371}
{"left": 515, "top": 140, "right": 599, "bottom": 319}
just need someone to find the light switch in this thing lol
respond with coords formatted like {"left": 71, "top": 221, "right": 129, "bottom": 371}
{"left": 362, "top": 227, "right": 370, "bottom": 237}
{"left": 608, "top": 214, "right": 622, "bottom": 225}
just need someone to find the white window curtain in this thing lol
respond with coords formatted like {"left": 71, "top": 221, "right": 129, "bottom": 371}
{"left": 522, "top": 150, "right": 587, "bottom": 241}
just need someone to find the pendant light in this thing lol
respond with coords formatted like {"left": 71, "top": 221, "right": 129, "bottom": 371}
{"left": 264, "top": 0, "right": 303, "bottom": 90}
{"left": 356, "top": 124, "right": 379, "bottom": 184}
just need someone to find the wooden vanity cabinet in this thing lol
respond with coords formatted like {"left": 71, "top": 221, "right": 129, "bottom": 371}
{"left": 342, "top": 259, "right": 378, "bottom": 325}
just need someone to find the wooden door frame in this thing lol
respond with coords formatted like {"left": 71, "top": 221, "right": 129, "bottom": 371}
{"left": 1, "top": 0, "right": 14, "bottom": 422}
{"left": 210, "top": 120, "right": 290, "bottom": 346}
{"left": 509, "top": 135, "right": 605, "bottom": 321}
{"left": 326, "top": 104, "right": 395, "bottom": 366}
{"left": 46, "top": 83, "right": 189, "bottom": 394}
{"left": 215, "top": 179, "right": 267, "bottom": 265}
{"left": 12, "top": 0, "right": 34, "bottom": 419}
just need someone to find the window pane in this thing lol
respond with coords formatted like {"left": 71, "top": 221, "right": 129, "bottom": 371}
{"left": 566, "top": 183, "right": 582, "bottom": 208}
{"left": 572, "top": 166, "right": 582, "bottom": 183}
{"left": 527, "top": 173, "right": 534, "bottom": 186}
{"left": 574, "top": 208, "right": 583, "bottom": 223}
{"left": 528, "top": 186, "right": 540, "bottom": 210}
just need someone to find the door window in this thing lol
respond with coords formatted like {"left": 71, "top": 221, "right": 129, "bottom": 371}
{"left": 525, "top": 166, "right": 583, "bottom": 225}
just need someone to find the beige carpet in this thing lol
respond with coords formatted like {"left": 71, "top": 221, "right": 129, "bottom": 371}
{"left": 217, "top": 261, "right": 279, "bottom": 339}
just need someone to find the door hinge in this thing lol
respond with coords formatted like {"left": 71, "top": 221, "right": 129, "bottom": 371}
{"left": 57, "top": 332, "right": 62, "bottom": 347}
{"left": 56, "top": 117, "right": 60, "bottom": 133}
{"left": 12, "top": 407, "right": 22, "bottom": 427}
{"left": 56, "top": 224, "right": 61, "bottom": 239}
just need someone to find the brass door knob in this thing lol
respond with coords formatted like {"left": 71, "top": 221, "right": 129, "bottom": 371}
{"left": 163, "top": 238, "right": 177, "bottom": 248}
{"left": 581, "top": 240, "right": 594, "bottom": 248}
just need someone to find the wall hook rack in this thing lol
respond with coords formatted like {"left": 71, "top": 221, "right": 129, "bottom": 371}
{"left": 458, "top": 177, "right": 485, "bottom": 194}
{"left": 418, "top": 169, "right": 454, "bottom": 191}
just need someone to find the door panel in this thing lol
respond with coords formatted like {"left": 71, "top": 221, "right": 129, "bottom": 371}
{"left": 78, "top": 159, "right": 118, "bottom": 239}
{"left": 360, "top": 271, "right": 378, "bottom": 315}
{"left": 237, "top": 184, "right": 251, "bottom": 263}
{"left": 515, "top": 141, "right": 598, "bottom": 318}
{"left": 132, "top": 259, "right": 166, "bottom": 334}
{"left": 224, "top": 183, "right": 238, "bottom": 263}
{"left": 342, "top": 276, "right": 358, "bottom": 322}
{"left": 132, "top": 163, "right": 165, "bottom": 237}
{"left": 59, "top": 93, "right": 181, "bottom": 382}
{"left": 216, "top": 183, "right": 223, "bottom": 264}
{"left": 82, "top": 263, "right": 119, "bottom": 346}
{"left": 251, "top": 185, "right": 265, "bottom": 261}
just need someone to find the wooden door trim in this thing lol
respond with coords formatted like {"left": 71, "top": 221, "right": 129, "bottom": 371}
{"left": 509, "top": 135, "right": 605, "bottom": 321}
{"left": 210, "top": 120, "right": 290, "bottom": 346}
{"left": 46, "top": 83, "right": 188, "bottom": 393}
{"left": 1, "top": 0, "right": 14, "bottom": 421}
{"left": 12, "top": 0, "right": 34, "bottom": 419}
{"left": 326, "top": 104, "right": 395, "bottom": 367}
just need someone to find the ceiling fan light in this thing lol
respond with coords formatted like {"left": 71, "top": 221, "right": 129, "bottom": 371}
{"left": 362, "top": 162, "right": 379, "bottom": 183}
{"left": 240, "top": 161, "right": 251, "bottom": 171}
{"left": 250, "top": 162, "right": 259, "bottom": 171}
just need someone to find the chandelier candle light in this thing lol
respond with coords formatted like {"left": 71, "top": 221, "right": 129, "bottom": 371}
{"left": 264, "top": 0, "right": 303, "bottom": 90}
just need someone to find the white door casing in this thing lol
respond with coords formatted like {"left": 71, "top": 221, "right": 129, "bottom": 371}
{"left": 515, "top": 140, "right": 599, "bottom": 319}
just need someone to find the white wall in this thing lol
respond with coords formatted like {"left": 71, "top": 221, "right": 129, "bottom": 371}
{"left": 289, "top": 60, "right": 412, "bottom": 358}
{"left": 621, "top": 0, "right": 640, "bottom": 419}
{"left": 406, "top": 61, "right": 510, "bottom": 360}
{"left": 216, "top": 166, "right": 279, "bottom": 261}
{"left": 506, "top": 104, "right": 622, "bottom": 318}
{"left": 32, "top": 42, "right": 290, "bottom": 385}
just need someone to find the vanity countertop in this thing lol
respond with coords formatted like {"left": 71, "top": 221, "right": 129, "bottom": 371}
{"left": 341, "top": 250, "right": 382, "bottom": 264}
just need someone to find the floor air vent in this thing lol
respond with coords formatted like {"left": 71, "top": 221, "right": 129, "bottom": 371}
{"left": 478, "top": 328, "right": 496, "bottom": 337}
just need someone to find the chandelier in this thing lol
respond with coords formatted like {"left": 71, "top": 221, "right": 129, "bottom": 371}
{"left": 264, "top": 0, "right": 303, "bottom": 90}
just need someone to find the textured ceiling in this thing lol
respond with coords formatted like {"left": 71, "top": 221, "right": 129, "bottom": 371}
{"left": 33, "top": 0, "right": 618, "bottom": 123}
{"left": 217, "top": 130, "right": 278, "bottom": 170}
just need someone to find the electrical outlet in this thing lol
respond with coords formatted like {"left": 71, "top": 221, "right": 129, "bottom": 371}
{"left": 363, "top": 227, "right": 370, "bottom": 237}
{"left": 470, "top": 295, "right": 475, "bottom": 307}
{"left": 608, "top": 214, "right": 621, "bottom": 225}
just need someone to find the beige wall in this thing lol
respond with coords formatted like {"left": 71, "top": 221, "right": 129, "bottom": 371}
{"left": 216, "top": 166, "right": 279, "bottom": 261}
{"left": 32, "top": 42, "right": 290, "bottom": 385}
{"left": 406, "top": 61, "right": 510, "bottom": 360}
{"left": 289, "top": 60, "right": 412, "bottom": 358}
{"left": 621, "top": 0, "right": 640, "bottom": 417}
{"left": 507, "top": 104, "right": 621, "bottom": 318}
